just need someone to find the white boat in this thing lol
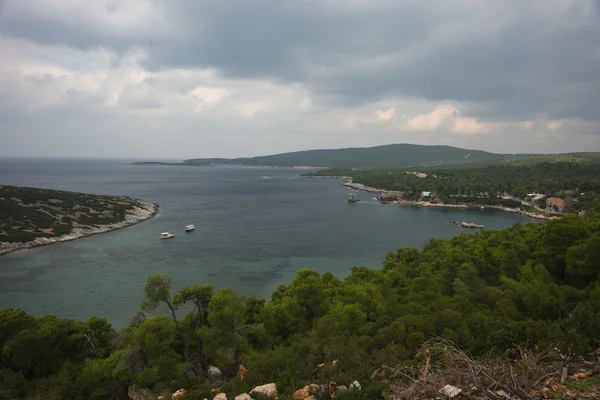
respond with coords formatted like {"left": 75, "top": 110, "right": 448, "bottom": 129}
{"left": 185, "top": 224, "right": 195, "bottom": 232}
{"left": 160, "top": 232, "right": 175, "bottom": 239}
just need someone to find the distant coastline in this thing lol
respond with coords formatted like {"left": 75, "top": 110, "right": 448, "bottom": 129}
{"left": 132, "top": 161, "right": 325, "bottom": 169}
{"left": 132, "top": 161, "right": 193, "bottom": 166}
{"left": 0, "top": 200, "right": 158, "bottom": 256}
{"left": 341, "top": 181, "right": 559, "bottom": 221}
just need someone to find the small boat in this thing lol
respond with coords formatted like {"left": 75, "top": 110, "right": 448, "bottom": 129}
{"left": 185, "top": 224, "right": 195, "bottom": 232}
{"left": 160, "top": 232, "right": 175, "bottom": 239}
{"left": 348, "top": 193, "right": 360, "bottom": 203}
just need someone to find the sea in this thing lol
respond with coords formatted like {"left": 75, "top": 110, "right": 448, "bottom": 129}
{"left": 0, "top": 158, "right": 540, "bottom": 327}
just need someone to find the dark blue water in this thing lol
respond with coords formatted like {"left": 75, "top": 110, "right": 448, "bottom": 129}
{"left": 0, "top": 159, "right": 540, "bottom": 327}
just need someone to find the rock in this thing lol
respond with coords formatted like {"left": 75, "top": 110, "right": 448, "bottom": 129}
{"left": 128, "top": 386, "right": 155, "bottom": 400}
{"left": 234, "top": 394, "right": 252, "bottom": 400}
{"left": 238, "top": 364, "right": 248, "bottom": 380}
{"left": 305, "top": 397, "right": 317, "bottom": 400}
{"left": 211, "top": 388, "right": 221, "bottom": 394}
{"left": 172, "top": 388, "right": 187, "bottom": 400}
{"left": 349, "top": 381, "right": 361, "bottom": 391}
{"left": 208, "top": 366, "right": 222, "bottom": 378}
{"left": 293, "top": 388, "right": 310, "bottom": 399}
{"left": 293, "top": 384, "right": 319, "bottom": 400}
{"left": 439, "top": 385, "right": 462, "bottom": 398}
{"left": 337, "top": 385, "right": 347, "bottom": 392}
{"left": 214, "top": 393, "right": 227, "bottom": 400}
{"left": 250, "top": 383, "right": 278, "bottom": 399}
{"left": 378, "top": 192, "right": 403, "bottom": 202}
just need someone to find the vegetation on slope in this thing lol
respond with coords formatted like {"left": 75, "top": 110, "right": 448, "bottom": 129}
{"left": 139, "top": 144, "right": 600, "bottom": 170}
{"left": 0, "top": 186, "right": 147, "bottom": 243}
{"left": 183, "top": 144, "right": 505, "bottom": 169}
{"left": 2, "top": 202, "right": 600, "bottom": 399}
{"left": 311, "top": 161, "right": 600, "bottom": 213}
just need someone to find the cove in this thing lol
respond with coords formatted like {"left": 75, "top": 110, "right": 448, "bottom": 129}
{"left": 0, "top": 159, "right": 540, "bottom": 327}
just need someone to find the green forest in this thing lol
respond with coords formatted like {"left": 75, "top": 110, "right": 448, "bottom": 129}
{"left": 2, "top": 202, "right": 600, "bottom": 399}
{"left": 311, "top": 161, "right": 600, "bottom": 212}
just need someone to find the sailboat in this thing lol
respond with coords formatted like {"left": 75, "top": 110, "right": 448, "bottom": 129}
{"left": 348, "top": 193, "right": 360, "bottom": 203}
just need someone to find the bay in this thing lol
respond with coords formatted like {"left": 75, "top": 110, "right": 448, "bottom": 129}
{"left": 0, "top": 159, "right": 540, "bottom": 327}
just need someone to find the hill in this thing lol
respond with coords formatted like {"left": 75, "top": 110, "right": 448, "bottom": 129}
{"left": 183, "top": 144, "right": 506, "bottom": 169}
{"left": 184, "top": 145, "right": 600, "bottom": 170}
{"left": 0, "top": 185, "right": 157, "bottom": 254}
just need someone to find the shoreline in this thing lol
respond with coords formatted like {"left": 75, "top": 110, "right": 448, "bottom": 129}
{"left": 341, "top": 181, "right": 559, "bottom": 221}
{"left": 134, "top": 162, "right": 327, "bottom": 170}
{"left": 0, "top": 200, "right": 159, "bottom": 256}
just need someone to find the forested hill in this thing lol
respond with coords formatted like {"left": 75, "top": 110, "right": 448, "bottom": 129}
{"left": 2, "top": 202, "right": 600, "bottom": 399}
{"left": 183, "top": 144, "right": 505, "bottom": 169}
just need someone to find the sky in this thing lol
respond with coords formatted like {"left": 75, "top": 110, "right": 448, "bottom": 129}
{"left": 1, "top": 0, "right": 599, "bottom": 158}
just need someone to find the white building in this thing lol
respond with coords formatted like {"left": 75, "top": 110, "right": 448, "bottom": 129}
{"left": 527, "top": 193, "right": 545, "bottom": 200}
{"left": 421, "top": 191, "right": 431, "bottom": 197}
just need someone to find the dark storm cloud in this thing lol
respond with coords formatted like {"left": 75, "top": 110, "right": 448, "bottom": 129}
{"left": 2, "top": 0, "right": 600, "bottom": 121}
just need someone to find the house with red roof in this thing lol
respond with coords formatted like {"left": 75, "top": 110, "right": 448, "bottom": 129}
{"left": 546, "top": 197, "right": 565, "bottom": 212}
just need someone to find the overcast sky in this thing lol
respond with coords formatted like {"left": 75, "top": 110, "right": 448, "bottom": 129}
{"left": 1, "top": 0, "right": 599, "bottom": 158}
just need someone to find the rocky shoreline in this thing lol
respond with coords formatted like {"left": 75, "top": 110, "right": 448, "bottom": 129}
{"left": 342, "top": 181, "right": 559, "bottom": 221}
{"left": 0, "top": 201, "right": 159, "bottom": 256}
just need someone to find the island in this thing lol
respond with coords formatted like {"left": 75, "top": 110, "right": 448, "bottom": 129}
{"left": 0, "top": 185, "right": 158, "bottom": 255}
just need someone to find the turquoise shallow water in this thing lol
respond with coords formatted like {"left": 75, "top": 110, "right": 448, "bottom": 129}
{"left": 0, "top": 159, "right": 540, "bottom": 327}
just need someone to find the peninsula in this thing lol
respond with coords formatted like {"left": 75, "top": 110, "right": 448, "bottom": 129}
{"left": 306, "top": 157, "right": 600, "bottom": 219}
{"left": 0, "top": 185, "right": 158, "bottom": 255}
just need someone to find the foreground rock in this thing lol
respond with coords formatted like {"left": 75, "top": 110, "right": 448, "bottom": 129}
{"left": 293, "top": 384, "right": 320, "bottom": 399}
{"left": 213, "top": 393, "right": 227, "bottom": 400}
{"left": 250, "top": 383, "right": 278, "bottom": 399}
{"left": 208, "top": 366, "right": 222, "bottom": 378}
{"left": 172, "top": 389, "right": 187, "bottom": 399}
{"left": 234, "top": 394, "right": 252, "bottom": 400}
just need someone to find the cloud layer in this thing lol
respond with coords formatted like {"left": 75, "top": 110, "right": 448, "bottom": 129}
{"left": 1, "top": 0, "right": 599, "bottom": 158}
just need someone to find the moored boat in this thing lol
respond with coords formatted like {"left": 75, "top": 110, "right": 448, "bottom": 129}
{"left": 185, "top": 224, "right": 195, "bottom": 232}
{"left": 160, "top": 232, "right": 175, "bottom": 239}
{"left": 348, "top": 193, "right": 360, "bottom": 203}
